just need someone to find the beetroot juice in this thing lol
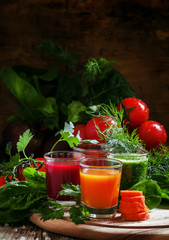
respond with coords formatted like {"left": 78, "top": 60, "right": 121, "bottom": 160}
{"left": 44, "top": 151, "right": 85, "bottom": 201}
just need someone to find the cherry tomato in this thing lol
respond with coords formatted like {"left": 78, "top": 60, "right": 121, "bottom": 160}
{"left": 35, "top": 158, "right": 46, "bottom": 172}
{"left": 85, "top": 116, "right": 118, "bottom": 142}
{"left": 73, "top": 124, "right": 86, "bottom": 140}
{"left": 0, "top": 176, "right": 13, "bottom": 187}
{"left": 0, "top": 176, "right": 6, "bottom": 187}
{"left": 138, "top": 120, "right": 167, "bottom": 151}
{"left": 17, "top": 158, "right": 46, "bottom": 181}
{"left": 117, "top": 98, "right": 149, "bottom": 128}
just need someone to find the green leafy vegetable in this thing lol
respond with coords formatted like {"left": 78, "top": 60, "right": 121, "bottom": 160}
{"left": 0, "top": 67, "right": 59, "bottom": 129}
{"left": 130, "top": 179, "right": 162, "bottom": 210}
{"left": 147, "top": 150, "right": 169, "bottom": 201}
{"left": 69, "top": 205, "right": 89, "bottom": 224}
{"left": 81, "top": 58, "right": 136, "bottom": 106}
{"left": 90, "top": 103, "right": 143, "bottom": 153}
{"left": 17, "top": 129, "right": 34, "bottom": 153}
{"left": 22, "top": 168, "right": 46, "bottom": 192}
{"left": 0, "top": 41, "right": 136, "bottom": 131}
{"left": 57, "top": 182, "right": 81, "bottom": 201}
{"left": 0, "top": 181, "right": 46, "bottom": 223}
{"left": 38, "top": 200, "right": 65, "bottom": 221}
{"left": 37, "top": 182, "right": 89, "bottom": 225}
{"left": 0, "top": 125, "right": 92, "bottom": 224}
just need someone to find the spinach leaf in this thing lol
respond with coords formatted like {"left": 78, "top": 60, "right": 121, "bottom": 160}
{"left": 22, "top": 168, "right": 46, "bottom": 192}
{"left": 0, "top": 67, "right": 59, "bottom": 129}
{"left": 67, "top": 101, "right": 87, "bottom": 123}
{"left": 0, "top": 207, "right": 38, "bottom": 223}
{"left": 130, "top": 179, "right": 162, "bottom": 210}
{"left": 149, "top": 173, "right": 169, "bottom": 201}
{"left": 0, "top": 183, "right": 46, "bottom": 223}
{"left": 0, "top": 181, "right": 46, "bottom": 211}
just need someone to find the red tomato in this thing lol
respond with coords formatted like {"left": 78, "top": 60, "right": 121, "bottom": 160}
{"left": 117, "top": 98, "right": 149, "bottom": 128}
{"left": 0, "top": 176, "right": 13, "bottom": 187}
{"left": 138, "top": 120, "right": 167, "bottom": 151}
{"left": 85, "top": 116, "right": 118, "bottom": 142}
{"left": 0, "top": 176, "right": 6, "bottom": 187}
{"left": 73, "top": 124, "right": 86, "bottom": 140}
{"left": 35, "top": 158, "right": 46, "bottom": 172}
{"left": 17, "top": 158, "right": 46, "bottom": 181}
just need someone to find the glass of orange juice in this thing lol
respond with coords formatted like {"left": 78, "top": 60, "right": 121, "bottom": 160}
{"left": 80, "top": 158, "right": 122, "bottom": 219}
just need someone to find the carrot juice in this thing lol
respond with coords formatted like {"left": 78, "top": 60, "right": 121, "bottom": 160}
{"left": 80, "top": 158, "right": 122, "bottom": 218}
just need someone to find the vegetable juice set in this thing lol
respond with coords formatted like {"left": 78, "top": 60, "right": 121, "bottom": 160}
{"left": 0, "top": 43, "right": 168, "bottom": 224}
{"left": 0, "top": 104, "right": 167, "bottom": 224}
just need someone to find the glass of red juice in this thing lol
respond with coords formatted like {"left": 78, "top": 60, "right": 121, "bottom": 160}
{"left": 44, "top": 151, "right": 86, "bottom": 204}
{"left": 74, "top": 143, "right": 109, "bottom": 159}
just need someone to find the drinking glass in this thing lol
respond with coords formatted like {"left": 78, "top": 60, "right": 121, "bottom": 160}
{"left": 44, "top": 151, "right": 86, "bottom": 204}
{"left": 74, "top": 143, "right": 109, "bottom": 159}
{"left": 80, "top": 157, "right": 122, "bottom": 219}
{"left": 109, "top": 149, "right": 148, "bottom": 190}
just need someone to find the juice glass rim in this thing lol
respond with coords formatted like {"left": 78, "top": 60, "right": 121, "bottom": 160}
{"left": 74, "top": 143, "right": 109, "bottom": 153}
{"left": 79, "top": 158, "right": 123, "bottom": 169}
{"left": 44, "top": 150, "right": 86, "bottom": 162}
{"left": 109, "top": 148, "right": 148, "bottom": 157}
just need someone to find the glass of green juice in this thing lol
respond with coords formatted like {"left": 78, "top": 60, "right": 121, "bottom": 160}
{"left": 109, "top": 149, "right": 148, "bottom": 190}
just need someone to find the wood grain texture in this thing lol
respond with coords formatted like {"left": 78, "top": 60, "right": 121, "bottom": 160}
{"left": 0, "top": 221, "right": 81, "bottom": 240}
{"left": 0, "top": 0, "right": 169, "bottom": 143}
{"left": 29, "top": 208, "right": 169, "bottom": 240}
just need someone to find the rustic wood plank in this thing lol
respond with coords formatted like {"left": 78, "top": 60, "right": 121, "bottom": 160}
{"left": 0, "top": 0, "right": 169, "bottom": 143}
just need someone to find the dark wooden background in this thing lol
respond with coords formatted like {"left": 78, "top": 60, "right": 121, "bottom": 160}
{"left": 0, "top": 0, "right": 169, "bottom": 143}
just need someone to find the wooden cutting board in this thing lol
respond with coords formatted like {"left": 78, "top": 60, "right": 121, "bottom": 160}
{"left": 29, "top": 208, "right": 169, "bottom": 240}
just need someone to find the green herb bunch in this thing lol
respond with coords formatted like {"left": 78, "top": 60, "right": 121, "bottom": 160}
{"left": 0, "top": 40, "right": 136, "bottom": 131}
{"left": 0, "top": 122, "right": 93, "bottom": 224}
{"left": 90, "top": 103, "right": 143, "bottom": 153}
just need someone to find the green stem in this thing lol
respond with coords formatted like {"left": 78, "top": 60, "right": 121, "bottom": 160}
{"left": 50, "top": 138, "right": 63, "bottom": 152}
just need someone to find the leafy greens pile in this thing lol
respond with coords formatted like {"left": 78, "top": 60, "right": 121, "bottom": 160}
{"left": 0, "top": 122, "right": 94, "bottom": 224}
{"left": 0, "top": 40, "right": 136, "bottom": 130}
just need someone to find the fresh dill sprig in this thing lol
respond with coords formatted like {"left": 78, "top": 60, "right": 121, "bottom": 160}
{"left": 81, "top": 57, "right": 117, "bottom": 83}
{"left": 98, "top": 103, "right": 143, "bottom": 153}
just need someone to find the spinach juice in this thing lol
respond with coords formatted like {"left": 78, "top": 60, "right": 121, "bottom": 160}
{"left": 109, "top": 152, "right": 148, "bottom": 190}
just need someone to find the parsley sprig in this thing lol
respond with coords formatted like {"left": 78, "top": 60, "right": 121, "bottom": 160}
{"left": 37, "top": 182, "right": 89, "bottom": 224}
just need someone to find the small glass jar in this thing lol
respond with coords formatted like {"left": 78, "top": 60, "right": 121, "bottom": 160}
{"left": 74, "top": 143, "right": 109, "bottom": 159}
{"left": 109, "top": 149, "right": 148, "bottom": 190}
{"left": 80, "top": 157, "right": 122, "bottom": 219}
{"left": 44, "top": 151, "right": 85, "bottom": 203}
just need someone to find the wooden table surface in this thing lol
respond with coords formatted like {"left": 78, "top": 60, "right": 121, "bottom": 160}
{"left": 0, "top": 220, "right": 81, "bottom": 240}
{"left": 0, "top": 220, "right": 169, "bottom": 240}
{"left": 1, "top": 208, "right": 169, "bottom": 240}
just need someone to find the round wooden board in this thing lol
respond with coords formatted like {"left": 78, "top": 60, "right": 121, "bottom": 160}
{"left": 29, "top": 208, "right": 169, "bottom": 240}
